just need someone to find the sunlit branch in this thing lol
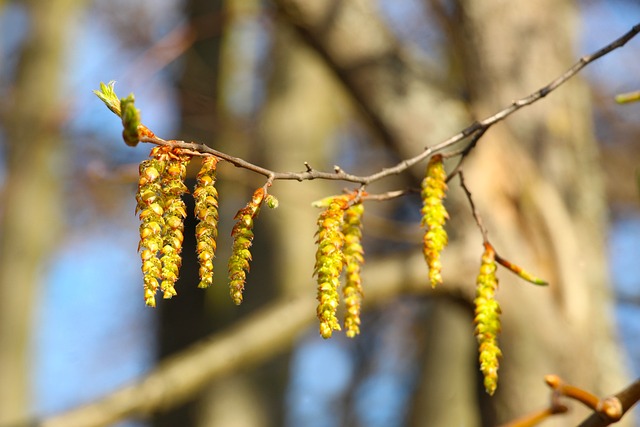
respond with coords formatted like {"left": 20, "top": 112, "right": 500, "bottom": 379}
{"left": 123, "top": 23, "right": 640, "bottom": 189}
{"left": 576, "top": 377, "right": 640, "bottom": 427}
{"left": 498, "top": 403, "right": 568, "bottom": 427}
{"left": 500, "top": 374, "right": 640, "bottom": 427}
{"left": 544, "top": 374, "right": 640, "bottom": 426}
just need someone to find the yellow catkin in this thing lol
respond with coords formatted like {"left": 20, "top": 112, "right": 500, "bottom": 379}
{"left": 228, "top": 188, "right": 265, "bottom": 305}
{"left": 136, "top": 147, "right": 190, "bottom": 306}
{"left": 159, "top": 151, "right": 190, "bottom": 299}
{"left": 342, "top": 202, "right": 365, "bottom": 338}
{"left": 314, "top": 197, "right": 348, "bottom": 339}
{"left": 420, "top": 154, "right": 449, "bottom": 288}
{"left": 194, "top": 156, "right": 220, "bottom": 288}
{"left": 474, "top": 243, "right": 502, "bottom": 395}
{"left": 136, "top": 155, "right": 167, "bottom": 307}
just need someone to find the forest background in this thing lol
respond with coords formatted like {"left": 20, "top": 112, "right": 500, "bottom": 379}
{"left": 1, "top": 1, "right": 640, "bottom": 426}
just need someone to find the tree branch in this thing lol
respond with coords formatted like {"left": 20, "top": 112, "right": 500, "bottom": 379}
{"left": 129, "top": 22, "right": 640, "bottom": 190}
{"left": 81, "top": 18, "right": 640, "bottom": 427}
{"left": 577, "top": 377, "right": 640, "bottom": 427}
{"left": 39, "top": 251, "right": 467, "bottom": 427}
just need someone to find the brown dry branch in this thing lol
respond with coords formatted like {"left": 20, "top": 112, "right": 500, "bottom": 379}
{"left": 123, "top": 22, "right": 640, "bottom": 188}
{"left": 578, "top": 377, "right": 640, "bottom": 426}
{"left": 500, "top": 375, "right": 640, "bottom": 426}
{"left": 543, "top": 374, "right": 640, "bottom": 427}
{"left": 499, "top": 404, "right": 568, "bottom": 427}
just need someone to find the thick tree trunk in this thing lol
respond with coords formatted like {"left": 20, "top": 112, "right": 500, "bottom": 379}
{"left": 274, "top": 0, "right": 629, "bottom": 425}
{"left": 455, "top": 1, "right": 627, "bottom": 424}
{"left": 0, "top": 1, "right": 80, "bottom": 424}
{"left": 259, "top": 26, "right": 347, "bottom": 296}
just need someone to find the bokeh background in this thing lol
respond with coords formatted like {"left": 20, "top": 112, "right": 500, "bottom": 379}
{"left": 1, "top": 1, "right": 640, "bottom": 426}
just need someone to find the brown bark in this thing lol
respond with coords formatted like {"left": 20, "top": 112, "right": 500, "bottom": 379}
{"left": 454, "top": 1, "right": 627, "bottom": 424}
{"left": 273, "top": 0, "right": 629, "bottom": 424}
{"left": 259, "top": 26, "right": 347, "bottom": 295}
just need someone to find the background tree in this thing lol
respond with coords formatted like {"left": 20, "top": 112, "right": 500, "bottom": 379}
{"left": 0, "top": 0, "right": 84, "bottom": 424}
{"left": 0, "top": 1, "right": 638, "bottom": 427}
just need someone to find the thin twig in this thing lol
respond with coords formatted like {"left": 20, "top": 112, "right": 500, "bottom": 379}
{"left": 458, "top": 171, "right": 489, "bottom": 242}
{"left": 361, "top": 189, "right": 413, "bottom": 202}
{"left": 445, "top": 127, "right": 488, "bottom": 182}
{"left": 134, "top": 23, "right": 640, "bottom": 188}
{"left": 498, "top": 404, "right": 568, "bottom": 427}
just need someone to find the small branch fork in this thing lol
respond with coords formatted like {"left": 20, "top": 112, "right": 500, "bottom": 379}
{"left": 134, "top": 23, "right": 640, "bottom": 195}
{"left": 458, "top": 171, "right": 489, "bottom": 242}
{"left": 459, "top": 171, "right": 549, "bottom": 286}
{"left": 500, "top": 375, "right": 640, "bottom": 427}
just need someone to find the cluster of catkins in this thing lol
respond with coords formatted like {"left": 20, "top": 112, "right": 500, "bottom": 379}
{"left": 136, "top": 147, "right": 273, "bottom": 308}
{"left": 313, "top": 195, "right": 365, "bottom": 339}
{"left": 137, "top": 146, "right": 191, "bottom": 307}
{"left": 133, "top": 141, "right": 528, "bottom": 396}
{"left": 98, "top": 84, "right": 531, "bottom": 396}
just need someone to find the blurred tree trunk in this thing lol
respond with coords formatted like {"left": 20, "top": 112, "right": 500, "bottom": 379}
{"left": 259, "top": 27, "right": 347, "bottom": 297}
{"left": 152, "top": 1, "right": 223, "bottom": 426}
{"left": 456, "top": 2, "right": 625, "bottom": 425}
{"left": 190, "top": 1, "right": 272, "bottom": 426}
{"left": 274, "top": 0, "right": 629, "bottom": 425}
{"left": 0, "top": 0, "right": 80, "bottom": 424}
{"left": 156, "top": 1, "right": 274, "bottom": 426}
{"left": 413, "top": 1, "right": 630, "bottom": 426}
{"left": 205, "top": 22, "right": 350, "bottom": 427}
{"left": 196, "top": 2, "right": 350, "bottom": 423}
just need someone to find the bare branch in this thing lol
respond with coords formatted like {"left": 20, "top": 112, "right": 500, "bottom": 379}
{"left": 578, "top": 377, "right": 640, "bottom": 427}
{"left": 500, "top": 375, "right": 640, "bottom": 426}
{"left": 459, "top": 171, "right": 489, "bottom": 243}
{"left": 128, "top": 23, "right": 640, "bottom": 190}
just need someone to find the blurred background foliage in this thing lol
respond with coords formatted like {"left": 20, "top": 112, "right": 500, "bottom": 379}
{"left": 1, "top": 1, "right": 640, "bottom": 426}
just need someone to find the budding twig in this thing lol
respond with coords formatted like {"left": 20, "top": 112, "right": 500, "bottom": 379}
{"left": 96, "top": 23, "right": 640, "bottom": 191}
{"left": 543, "top": 374, "right": 631, "bottom": 426}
